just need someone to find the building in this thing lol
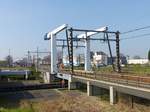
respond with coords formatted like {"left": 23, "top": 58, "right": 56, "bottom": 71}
{"left": 63, "top": 55, "right": 84, "bottom": 66}
{"left": 42, "top": 55, "right": 51, "bottom": 65}
{"left": 63, "top": 56, "right": 78, "bottom": 66}
{"left": 93, "top": 51, "right": 108, "bottom": 67}
{"left": 107, "top": 54, "right": 127, "bottom": 65}
{"left": 128, "top": 59, "right": 149, "bottom": 64}
{"left": 120, "top": 54, "right": 127, "bottom": 65}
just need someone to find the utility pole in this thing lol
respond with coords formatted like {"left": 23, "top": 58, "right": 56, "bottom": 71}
{"left": 28, "top": 49, "right": 50, "bottom": 72}
{"left": 8, "top": 49, "right": 11, "bottom": 67}
{"left": 106, "top": 33, "right": 115, "bottom": 71}
{"left": 67, "top": 28, "right": 74, "bottom": 74}
{"left": 9, "top": 49, "right": 10, "bottom": 56}
{"left": 61, "top": 46, "right": 64, "bottom": 66}
{"left": 27, "top": 51, "right": 30, "bottom": 67}
{"left": 36, "top": 47, "right": 39, "bottom": 72}
{"left": 116, "top": 31, "right": 121, "bottom": 73}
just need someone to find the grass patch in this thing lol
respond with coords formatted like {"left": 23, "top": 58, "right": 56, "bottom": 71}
{"left": 0, "top": 108, "right": 33, "bottom": 112}
{"left": 65, "top": 64, "right": 150, "bottom": 76}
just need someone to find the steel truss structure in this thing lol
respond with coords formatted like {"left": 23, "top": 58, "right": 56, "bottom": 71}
{"left": 66, "top": 28, "right": 121, "bottom": 74}
{"left": 44, "top": 24, "right": 121, "bottom": 75}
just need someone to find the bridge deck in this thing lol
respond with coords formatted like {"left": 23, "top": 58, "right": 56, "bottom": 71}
{"left": 57, "top": 71, "right": 150, "bottom": 100}
{"left": 60, "top": 70, "right": 150, "bottom": 89}
{"left": 39, "top": 64, "right": 150, "bottom": 89}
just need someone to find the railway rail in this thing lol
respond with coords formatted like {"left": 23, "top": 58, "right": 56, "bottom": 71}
{"left": 39, "top": 65, "right": 150, "bottom": 88}
{"left": 61, "top": 70, "right": 150, "bottom": 89}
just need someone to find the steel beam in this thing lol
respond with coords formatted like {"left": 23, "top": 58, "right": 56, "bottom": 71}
{"left": 57, "top": 45, "right": 85, "bottom": 47}
{"left": 77, "top": 27, "right": 107, "bottom": 38}
{"left": 56, "top": 38, "right": 116, "bottom": 41}
{"left": 46, "top": 24, "right": 68, "bottom": 39}
{"left": 72, "top": 28, "right": 116, "bottom": 34}
{"left": 77, "top": 27, "right": 107, "bottom": 71}
{"left": 116, "top": 31, "right": 121, "bottom": 72}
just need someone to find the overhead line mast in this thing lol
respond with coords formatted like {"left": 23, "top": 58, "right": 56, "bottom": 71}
{"left": 44, "top": 24, "right": 121, "bottom": 76}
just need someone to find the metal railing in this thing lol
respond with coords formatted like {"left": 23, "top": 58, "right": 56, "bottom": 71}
{"left": 61, "top": 70, "right": 150, "bottom": 89}
{"left": 38, "top": 66, "right": 150, "bottom": 89}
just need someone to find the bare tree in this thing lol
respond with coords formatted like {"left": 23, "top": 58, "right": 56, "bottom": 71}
{"left": 5, "top": 55, "right": 13, "bottom": 67}
{"left": 133, "top": 55, "right": 141, "bottom": 59}
{"left": 42, "top": 55, "right": 51, "bottom": 64}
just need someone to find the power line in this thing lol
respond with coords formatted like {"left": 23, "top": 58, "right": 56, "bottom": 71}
{"left": 121, "top": 33, "right": 150, "bottom": 40}
{"left": 121, "top": 25, "right": 150, "bottom": 34}
{"left": 118, "top": 25, "right": 150, "bottom": 40}
{"left": 103, "top": 25, "right": 150, "bottom": 39}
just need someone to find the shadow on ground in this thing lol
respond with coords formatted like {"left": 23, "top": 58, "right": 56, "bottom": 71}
{"left": 0, "top": 82, "right": 60, "bottom": 109}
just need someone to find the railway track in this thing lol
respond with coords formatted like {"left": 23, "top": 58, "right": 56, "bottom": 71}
{"left": 0, "top": 83, "right": 67, "bottom": 92}
{"left": 61, "top": 70, "right": 150, "bottom": 88}
{"left": 39, "top": 63, "right": 150, "bottom": 88}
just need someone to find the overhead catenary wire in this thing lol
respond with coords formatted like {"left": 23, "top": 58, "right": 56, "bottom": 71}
{"left": 52, "top": 25, "right": 150, "bottom": 46}
{"left": 121, "top": 25, "right": 150, "bottom": 34}
{"left": 121, "top": 33, "right": 150, "bottom": 40}
{"left": 55, "top": 25, "right": 150, "bottom": 42}
{"left": 90, "top": 25, "right": 150, "bottom": 40}
{"left": 118, "top": 25, "right": 150, "bottom": 40}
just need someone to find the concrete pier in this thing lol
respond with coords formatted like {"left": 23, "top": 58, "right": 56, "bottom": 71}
{"left": 109, "top": 86, "right": 117, "bottom": 105}
{"left": 55, "top": 73, "right": 150, "bottom": 105}
{"left": 85, "top": 39, "right": 91, "bottom": 71}
{"left": 68, "top": 81, "right": 76, "bottom": 90}
{"left": 43, "top": 72, "right": 55, "bottom": 83}
{"left": 25, "top": 70, "right": 28, "bottom": 80}
{"left": 43, "top": 72, "right": 50, "bottom": 83}
{"left": 87, "top": 81, "right": 92, "bottom": 96}
{"left": 87, "top": 81, "right": 117, "bottom": 104}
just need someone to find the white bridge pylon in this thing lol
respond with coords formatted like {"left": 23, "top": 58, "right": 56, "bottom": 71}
{"left": 45, "top": 24, "right": 107, "bottom": 74}
{"left": 45, "top": 24, "right": 68, "bottom": 74}
{"left": 77, "top": 26, "right": 108, "bottom": 71}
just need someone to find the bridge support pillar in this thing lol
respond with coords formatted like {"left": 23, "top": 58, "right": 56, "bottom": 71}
{"left": 25, "top": 71, "right": 28, "bottom": 80}
{"left": 68, "top": 81, "right": 76, "bottom": 90}
{"left": 43, "top": 72, "right": 50, "bottom": 83}
{"left": 87, "top": 81, "right": 93, "bottom": 96}
{"left": 85, "top": 39, "right": 91, "bottom": 71}
{"left": 43, "top": 72, "right": 55, "bottom": 83}
{"left": 51, "top": 34, "right": 57, "bottom": 74}
{"left": 109, "top": 86, "right": 117, "bottom": 105}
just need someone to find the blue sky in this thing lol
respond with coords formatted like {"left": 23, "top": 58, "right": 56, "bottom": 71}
{"left": 0, "top": 0, "right": 150, "bottom": 60}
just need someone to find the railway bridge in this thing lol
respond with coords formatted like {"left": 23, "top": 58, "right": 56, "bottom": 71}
{"left": 41, "top": 24, "right": 150, "bottom": 105}
{"left": 40, "top": 65, "right": 150, "bottom": 105}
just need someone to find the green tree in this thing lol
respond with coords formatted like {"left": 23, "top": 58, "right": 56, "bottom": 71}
{"left": 148, "top": 49, "right": 150, "bottom": 61}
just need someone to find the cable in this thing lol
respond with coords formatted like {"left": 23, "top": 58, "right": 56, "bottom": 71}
{"left": 106, "top": 25, "right": 150, "bottom": 39}
{"left": 57, "top": 25, "right": 150, "bottom": 42}
{"left": 117, "top": 25, "right": 150, "bottom": 40}
{"left": 121, "top": 25, "right": 150, "bottom": 34}
{"left": 121, "top": 33, "right": 150, "bottom": 40}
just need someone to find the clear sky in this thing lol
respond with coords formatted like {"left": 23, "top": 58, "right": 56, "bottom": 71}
{"left": 0, "top": 0, "right": 150, "bottom": 60}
